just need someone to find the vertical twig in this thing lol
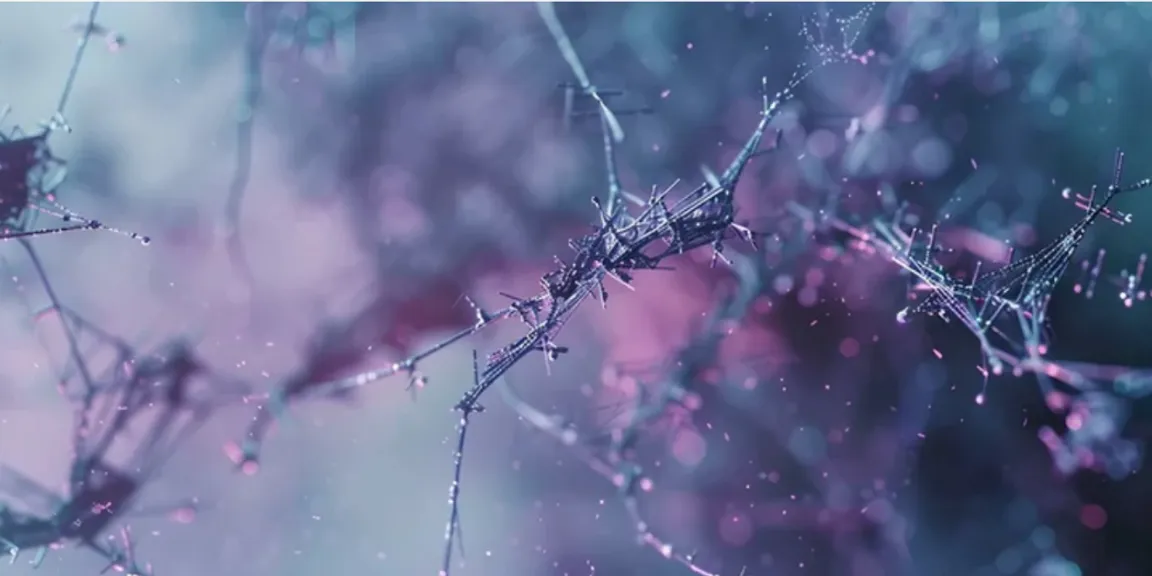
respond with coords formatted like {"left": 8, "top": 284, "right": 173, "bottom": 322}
{"left": 441, "top": 350, "right": 482, "bottom": 576}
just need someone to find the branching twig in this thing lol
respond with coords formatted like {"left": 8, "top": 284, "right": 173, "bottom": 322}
{"left": 234, "top": 5, "right": 875, "bottom": 574}
{"left": 440, "top": 350, "right": 482, "bottom": 576}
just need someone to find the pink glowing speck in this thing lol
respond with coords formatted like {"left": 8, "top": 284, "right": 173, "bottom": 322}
{"left": 241, "top": 460, "right": 260, "bottom": 476}
{"left": 1066, "top": 412, "right": 1084, "bottom": 431}
{"left": 170, "top": 507, "right": 197, "bottom": 524}
{"left": 671, "top": 429, "right": 707, "bottom": 467}
{"left": 1080, "top": 504, "right": 1108, "bottom": 530}
{"left": 839, "top": 338, "right": 860, "bottom": 358}
{"left": 1046, "top": 391, "right": 1070, "bottom": 412}
{"left": 719, "top": 512, "right": 754, "bottom": 546}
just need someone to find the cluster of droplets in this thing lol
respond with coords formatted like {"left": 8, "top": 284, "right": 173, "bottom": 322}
{"left": 1073, "top": 249, "right": 1147, "bottom": 308}
{"left": 800, "top": 2, "right": 878, "bottom": 67}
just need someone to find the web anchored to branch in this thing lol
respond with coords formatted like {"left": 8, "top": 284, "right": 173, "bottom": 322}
{"left": 836, "top": 149, "right": 1148, "bottom": 390}
{"left": 0, "top": 2, "right": 149, "bottom": 246}
{"left": 788, "top": 148, "right": 1152, "bottom": 479}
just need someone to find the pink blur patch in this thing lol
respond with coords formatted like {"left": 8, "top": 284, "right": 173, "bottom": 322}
{"left": 1080, "top": 504, "right": 1108, "bottom": 530}
{"left": 671, "top": 429, "right": 707, "bottom": 468}
{"left": 718, "top": 511, "right": 753, "bottom": 547}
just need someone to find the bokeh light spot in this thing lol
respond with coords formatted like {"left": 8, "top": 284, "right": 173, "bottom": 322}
{"left": 1080, "top": 504, "right": 1108, "bottom": 530}
{"left": 671, "top": 428, "right": 707, "bottom": 468}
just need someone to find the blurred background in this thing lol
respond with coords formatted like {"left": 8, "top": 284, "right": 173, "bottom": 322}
{"left": 1, "top": 2, "right": 1151, "bottom": 575}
